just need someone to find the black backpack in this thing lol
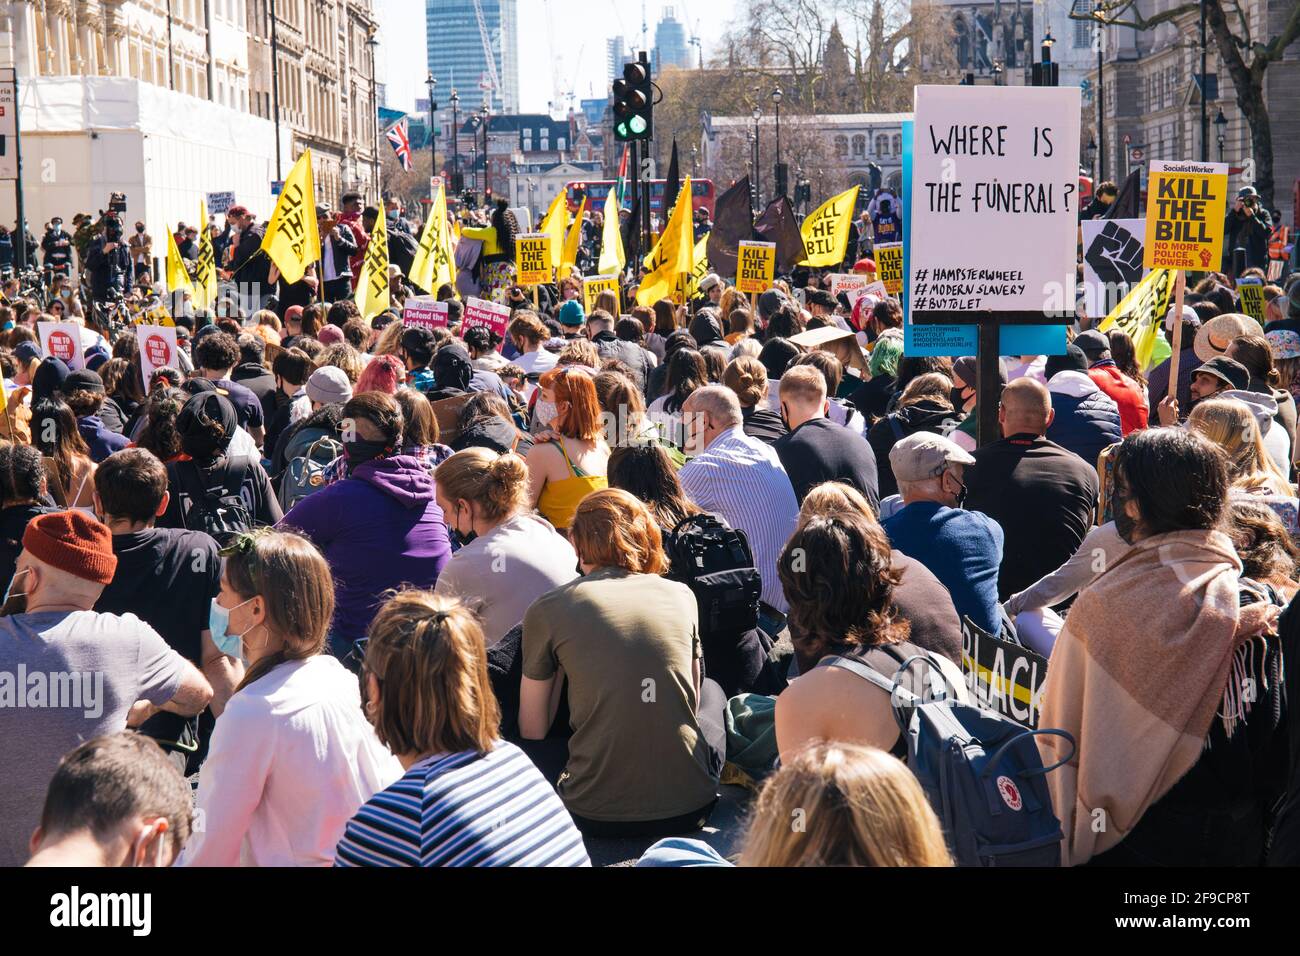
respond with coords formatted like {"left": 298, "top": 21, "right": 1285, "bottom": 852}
{"left": 664, "top": 513, "right": 761, "bottom": 636}
{"left": 817, "top": 646, "right": 1075, "bottom": 867}
{"left": 175, "top": 458, "right": 255, "bottom": 547}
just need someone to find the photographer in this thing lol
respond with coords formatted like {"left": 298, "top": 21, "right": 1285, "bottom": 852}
{"left": 83, "top": 214, "right": 133, "bottom": 304}
{"left": 1225, "top": 186, "right": 1273, "bottom": 274}
{"left": 41, "top": 217, "right": 74, "bottom": 277}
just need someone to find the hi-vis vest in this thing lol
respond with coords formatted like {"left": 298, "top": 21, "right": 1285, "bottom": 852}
{"left": 1270, "top": 226, "right": 1290, "bottom": 260}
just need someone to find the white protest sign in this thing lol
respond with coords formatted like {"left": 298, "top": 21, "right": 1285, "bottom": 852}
{"left": 1081, "top": 218, "right": 1148, "bottom": 318}
{"left": 402, "top": 296, "right": 450, "bottom": 331}
{"left": 908, "top": 86, "right": 1081, "bottom": 318}
{"left": 206, "top": 191, "right": 236, "bottom": 215}
{"left": 461, "top": 296, "right": 512, "bottom": 352}
{"left": 828, "top": 273, "right": 870, "bottom": 301}
{"left": 136, "top": 324, "right": 179, "bottom": 390}
{"left": 38, "top": 321, "right": 86, "bottom": 370}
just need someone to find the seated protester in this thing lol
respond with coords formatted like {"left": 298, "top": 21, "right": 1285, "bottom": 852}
{"left": 434, "top": 449, "right": 578, "bottom": 646}
{"left": 679, "top": 385, "right": 799, "bottom": 616}
{"left": 881, "top": 432, "right": 1003, "bottom": 636}
{"left": 98, "top": 356, "right": 144, "bottom": 436}
{"left": 31, "top": 399, "right": 97, "bottom": 510}
{"left": 1187, "top": 398, "right": 1299, "bottom": 537}
{"left": 191, "top": 329, "right": 266, "bottom": 446}
{"left": 594, "top": 370, "right": 673, "bottom": 454}
{"left": 723, "top": 355, "right": 788, "bottom": 445}
{"left": 798, "top": 482, "right": 963, "bottom": 665}
{"left": 1040, "top": 428, "right": 1288, "bottom": 866}
{"left": 1147, "top": 305, "right": 1206, "bottom": 422}
{"left": 336, "top": 592, "right": 590, "bottom": 867}
{"left": 774, "top": 512, "right": 971, "bottom": 766}
{"left": 93, "top": 450, "right": 239, "bottom": 775}
{"left": 789, "top": 350, "right": 868, "bottom": 435}
{"left": 230, "top": 332, "right": 277, "bottom": 411}
{"left": 26, "top": 733, "right": 194, "bottom": 867}
{"left": 1002, "top": 521, "right": 1129, "bottom": 658}
{"left": 0, "top": 512, "right": 212, "bottom": 866}
{"left": 647, "top": 347, "right": 708, "bottom": 447}
{"left": 868, "top": 372, "right": 958, "bottom": 500}
{"left": 588, "top": 312, "right": 650, "bottom": 390}
{"left": 61, "top": 369, "right": 130, "bottom": 462}
{"left": 263, "top": 347, "right": 314, "bottom": 456}
{"left": 425, "top": 341, "right": 476, "bottom": 402}
{"left": 848, "top": 329, "right": 902, "bottom": 419}
{"left": 451, "top": 392, "right": 533, "bottom": 456}
{"left": 637, "top": 743, "right": 952, "bottom": 867}
{"left": 773, "top": 365, "right": 879, "bottom": 507}
{"left": 1155, "top": 354, "right": 1251, "bottom": 425}
{"left": 525, "top": 367, "right": 609, "bottom": 533}
{"left": 645, "top": 329, "right": 697, "bottom": 401}
{"left": 270, "top": 366, "right": 353, "bottom": 479}
{"left": 464, "top": 324, "right": 509, "bottom": 373}
{"left": 756, "top": 336, "right": 802, "bottom": 411}
{"left": 179, "top": 530, "right": 401, "bottom": 866}
{"left": 158, "top": 392, "right": 282, "bottom": 538}
{"left": 1228, "top": 499, "right": 1300, "bottom": 605}
{"left": 1225, "top": 332, "right": 1297, "bottom": 471}
{"left": 963, "top": 378, "right": 1099, "bottom": 601}
{"left": 520, "top": 490, "right": 725, "bottom": 836}
{"left": 132, "top": 387, "right": 188, "bottom": 461}
{"left": 280, "top": 392, "right": 451, "bottom": 660}
{"left": 508, "top": 311, "right": 559, "bottom": 382}
{"left": 400, "top": 327, "right": 438, "bottom": 394}
{"left": 1044, "top": 344, "right": 1123, "bottom": 467}
{"left": 392, "top": 387, "right": 454, "bottom": 471}
{"left": 1072, "top": 330, "right": 1149, "bottom": 434}
{"left": 0, "top": 444, "right": 58, "bottom": 594}
{"left": 609, "top": 443, "right": 775, "bottom": 697}
{"left": 947, "top": 355, "right": 1007, "bottom": 452}
{"left": 178, "top": 377, "right": 262, "bottom": 461}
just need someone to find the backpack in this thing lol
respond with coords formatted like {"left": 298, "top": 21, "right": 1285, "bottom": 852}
{"left": 279, "top": 436, "right": 343, "bottom": 511}
{"left": 175, "top": 458, "right": 255, "bottom": 547}
{"left": 817, "top": 646, "right": 1075, "bottom": 867}
{"left": 663, "top": 513, "right": 761, "bottom": 636}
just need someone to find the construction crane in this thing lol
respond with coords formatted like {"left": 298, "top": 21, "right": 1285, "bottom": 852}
{"left": 471, "top": 0, "right": 502, "bottom": 108}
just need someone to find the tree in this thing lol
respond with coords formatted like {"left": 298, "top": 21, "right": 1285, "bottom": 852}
{"left": 1073, "top": 0, "right": 1300, "bottom": 205}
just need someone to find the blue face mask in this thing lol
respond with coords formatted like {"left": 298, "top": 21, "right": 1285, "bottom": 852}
{"left": 210, "top": 596, "right": 255, "bottom": 660}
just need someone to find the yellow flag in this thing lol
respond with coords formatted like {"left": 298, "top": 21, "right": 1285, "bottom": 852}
{"left": 539, "top": 190, "right": 568, "bottom": 272}
{"left": 799, "top": 185, "right": 860, "bottom": 268}
{"left": 411, "top": 182, "right": 456, "bottom": 293}
{"left": 681, "top": 233, "right": 710, "bottom": 300}
{"left": 193, "top": 199, "right": 218, "bottom": 310}
{"left": 598, "top": 187, "right": 625, "bottom": 276}
{"left": 166, "top": 227, "right": 194, "bottom": 299}
{"left": 261, "top": 149, "right": 320, "bottom": 285}
{"left": 559, "top": 196, "right": 587, "bottom": 281}
{"left": 354, "top": 204, "right": 390, "bottom": 320}
{"left": 636, "top": 177, "right": 694, "bottom": 307}
{"left": 1099, "top": 268, "right": 1175, "bottom": 371}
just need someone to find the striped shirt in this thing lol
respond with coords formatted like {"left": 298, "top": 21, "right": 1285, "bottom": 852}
{"left": 678, "top": 425, "right": 799, "bottom": 612}
{"left": 333, "top": 741, "right": 591, "bottom": 867}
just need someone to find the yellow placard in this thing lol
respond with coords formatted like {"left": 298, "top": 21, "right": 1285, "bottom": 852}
{"left": 1238, "top": 280, "right": 1266, "bottom": 323}
{"left": 516, "top": 233, "right": 552, "bottom": 286}
{"left": 583, "top": 274, "right": 619, "bottom": 314}
{"left": 1143, "top": 160, "right": 1228, "bottom": 272}
{"left": 737, "top": 241, "right": 775, "bottom": 295}
{"left": 874, "top": 242, "right": 903, "bottom": 295}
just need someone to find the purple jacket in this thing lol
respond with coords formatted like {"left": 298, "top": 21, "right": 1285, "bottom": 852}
{"left": 280, "top": 454, "right": 450, "bottom": 649}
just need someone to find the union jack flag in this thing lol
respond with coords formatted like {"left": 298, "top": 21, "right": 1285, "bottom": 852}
{"left": 385, "top": 118, "right": 413, "bottom": 171}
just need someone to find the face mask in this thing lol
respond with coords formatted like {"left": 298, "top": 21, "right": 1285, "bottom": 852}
{"left": 947, "top": 473, "right": 968, "bottom": 509}
{"left": 1113, "top": 490, "right": 1139, "bottom": 544}
{"left": 136, "top": 225, "right": 145, "bottom": 233}
{"left": 950, "top": 386, "right": 970, "bottom": 410}
{"left": 449, "top": 502, "right": 477, "bottom": 548}
{"left": 343, "top": 439, "right": 391, "bottom": 467}
{"left": 2, "top": 568, "right": 30, "bottom": 616}
{"left": 209, "top": 596, "right": 255, "bottom": 660}
{"left": 534, "top": 399, "right": 558, "bottom": 429}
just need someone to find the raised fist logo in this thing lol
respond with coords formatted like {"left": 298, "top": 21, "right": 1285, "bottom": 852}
{"left": 1085, "top": 221, "right": 1145, "bottom": 285}
{"left": 1200, "top": 248, "right": 1212, "bottom": 268}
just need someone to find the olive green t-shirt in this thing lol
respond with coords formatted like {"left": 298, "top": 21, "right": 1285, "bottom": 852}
{"left": 522, "top": 567, "right": 717, "bottom": 822}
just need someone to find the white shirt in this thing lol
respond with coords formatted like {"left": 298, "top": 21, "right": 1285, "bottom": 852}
{"left": 515, "top": 348, "right": 558, "bottom": 376}
{"left": 179, "top": 655, "right": 401, "bottom": 867}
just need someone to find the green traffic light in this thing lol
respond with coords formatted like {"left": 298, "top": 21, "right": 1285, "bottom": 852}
{"left": 615, "top": 121, "right": 628, "bottom": 138}
{"left": 629, "top": 115, "right": 647, "bottom": 135}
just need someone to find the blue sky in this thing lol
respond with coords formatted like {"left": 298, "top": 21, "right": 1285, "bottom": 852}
{"left": 376, "top": 0, "right": 733, "bottom": 115}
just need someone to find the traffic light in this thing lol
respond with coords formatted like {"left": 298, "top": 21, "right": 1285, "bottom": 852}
{"left": 612, "top": 54, "right": 653, "bottom": 142}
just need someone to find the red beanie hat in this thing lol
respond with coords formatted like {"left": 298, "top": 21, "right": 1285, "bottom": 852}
{"left": 852, "top": 258, "right": 877, "bottom": 275}
{"left": 22, "top": 511, "right": 117, "bottom": 585}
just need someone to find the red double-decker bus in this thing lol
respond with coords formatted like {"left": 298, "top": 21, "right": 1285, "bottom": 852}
{"left": 564, "top": 179, "right": 716, "bottom": 218}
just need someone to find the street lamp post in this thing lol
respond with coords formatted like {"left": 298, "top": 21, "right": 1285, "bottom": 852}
{"left": 746, "top": 129, "right": 756, "bottom": 215}
{"left": 366, "top": 28, "right": 380, "bottom": 203}
{"left": 752, "top": 104, "right": 762, "bottom": 208}
{"left": 426, "top": 72, "right": 438, "bottom": 186}
{"left": 450, "top": 90, "right": 460, "bottom": 194}
{"left": 1214, "top": 107, "right": 1228, "bottom": 163}
{"left": 480, "top": 106, "right": 490, "bottom": 200}
{"left": 772, "top": 86, "right": 785, "bottom": 199}
{"left": 1095, "top": 1, "right": 1106, "bottom": 182}
{"left": 1200, "top": 0, "right": 1208, "bottom": 162}
{"left": 1086, "top": 137, "right": 1098, "bottom": 183}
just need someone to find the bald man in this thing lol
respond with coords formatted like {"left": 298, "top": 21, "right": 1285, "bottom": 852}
{"left": 963, "top": 378, "right": 1100, "bottom": 601}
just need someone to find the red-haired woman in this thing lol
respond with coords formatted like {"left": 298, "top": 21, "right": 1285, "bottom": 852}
{"left": 525, "top": 367, "right": 609, "bottom": 532}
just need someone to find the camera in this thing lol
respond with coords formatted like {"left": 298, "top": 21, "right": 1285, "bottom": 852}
{"left": 108, "top": 192, "right": 128, "bottom": 214}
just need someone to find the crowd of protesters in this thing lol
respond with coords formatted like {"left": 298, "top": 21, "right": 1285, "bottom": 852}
{"left": 2, "top": 182, "right": 1300, "bottom": 872}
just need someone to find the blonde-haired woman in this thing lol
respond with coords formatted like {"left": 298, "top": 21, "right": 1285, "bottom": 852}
{"left": 637, "top": 743, "right": 953, "bottom": 867}
{"left": 520, "top": 488, "right": 725, "bottom": 835}
{"left": 1187, "top": 397, "right": 1299, "bottom": 535}
{"left": 434, "top": 448, "right": 578, "bottom": 645}
{"left": 334, "top": 591, "right": 590, "bottom": 867}
{"left": 179, "top": 530, "right": 401, "bottom": 867}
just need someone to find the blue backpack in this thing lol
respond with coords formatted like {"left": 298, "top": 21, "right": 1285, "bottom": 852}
{"left": 817, "top": 648, "right": 1075, "bottom": 867}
